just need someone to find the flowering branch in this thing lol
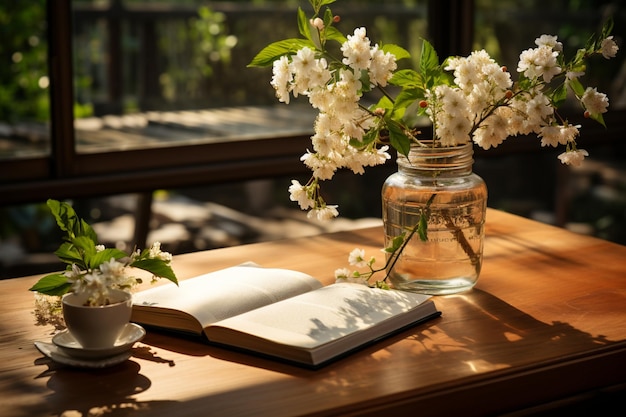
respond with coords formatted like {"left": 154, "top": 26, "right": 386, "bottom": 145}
{"left": 250, "top": 1, "right": 618, "bottom": 220}
{"left": 335, "top": 193, "right": 436, "bottom": 288}
{"left": 29, "top": 199, "right": 178, "bottom": 306}
{"left": 250, "top": 0, "right": 618, "bottom": 285}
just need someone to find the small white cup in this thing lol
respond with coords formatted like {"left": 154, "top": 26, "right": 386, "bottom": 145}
{"left": 62, "top": 289, "right": 132, "bottom": 349}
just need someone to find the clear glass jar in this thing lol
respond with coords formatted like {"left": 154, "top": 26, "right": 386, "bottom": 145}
{"left": 382, "top": 141, "right": 487, "bottom": 295}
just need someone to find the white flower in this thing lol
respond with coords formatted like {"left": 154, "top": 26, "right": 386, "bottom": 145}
{"left": 566, "top": 70, "right": 585, "bottom": 81}
{"left": 348, "top": 248, "right": 368, "bottom": 267}
{"left": 581, "top": 87, "right": 609, "bottom": 114}
{"left": 149, "top": 241, "right": 172, "bottom": 262}
{"left": 369, "top": 45, "right": 397, "bottom": 87}
{"left": 539, "top": 124, "right": 579, "bottom": 147}
{"left": 288, "top": 179, "right": 314, "bottom": 210}
{"left": 341, "top": 27, "right": 372, "bottom": 71}
{"left": 95, "top": 245, "right": 105, "bottom": 252}
{"left": 270, "top": 55, "right": 293, "bottom": 104}
{"left": 307, "top": 205, "right": 339, "bottom": 221}
{"left": 334, "top": 268, "right": 352, "bottom": 280}
{"left": 472, "top": 112, "right": 509, "bottom": 150}
{"left": 64, "top": 264, "right": 82, "bottom": 282}
{"left": 535, "top": 34, "right": 563, "bottom": 52}
{"left": 301, "top": 151, "right": 338, "bottom": 180}
{"left": 517, "top": 45, "right": 561, "bottom": 82}
{"left": 524, "top": 92, "right": 554, "bottom": 130}
{"left": 560, "top": 124, "right": 580, "bottom": 143}
{"left": 601, "top": 36, "right": 619, "bottom": 59}
{"left": 558, "top": 149, "right": 589, "bottom": 167}
{"left": 292, "top": 47, "right": 316, "bottom": 74}
{"left": 538, "top": 125, "right": 562, "bottom": 147}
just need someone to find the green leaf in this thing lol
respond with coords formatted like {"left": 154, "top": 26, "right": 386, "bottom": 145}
{"left": 359, "top": 69, "right": 372, "bottom": 92}
{"left": 589, "top": 112, "right": 607, "bottom": 128}
{"left": 54, "top": 242, "right": 84, "bottom": 267}
{"left": 71, "top": 235, "right": 97, "bottom": 258}
{"left": 28, "top": 273, "right": 72, "bottom": 296}
{"left": 297, "top": 7, "right": 313, "bottom": 43}
{"left": 322, "top": 7, "right": 334, "bottom": 29}
{"left": 417, "top": 212, "right": 429, "bottom": 241}
{"left": 324, "top": 25, "right": 347, "bottom": 44}
{"left": 386, "top": 119, "right": 411, "bottom": 157}
{"left": 46, "top": 199, "right": 98, "bottom": 243}
{"left": 568, "top": 77, "right": 586, "bottom": 98}
{"left": 79, "top": 219, "right": 98, "bottom": 244}
{"left": 351, "top": 127, "right": 379, "bottom": 147}
{"left": 47, "top": 199, "right": 77, "bottom": 237}
{"left": 389, "top": 69, "right": 423, "bottom": 88}
{"left": 419, "top": 39, "right": 440, "bottom": 75}
{"left": 248, "top": 38, "right": 315, "bottom": 67}
{"left": 384, "top": 233, "right": 406, "bottom": 253}
{"left": 551, "top": 84, "right": 568, "bottom": 108}
{"left": 393, "top": 87, "right": 422, "bottom": 111}
{"left": 373, "top": 95, "right": 394, "bottom": 111}
{"left": 381, "top": 43, "right": 411, "bottom": 61}
{"left": 317, "top": 0, "right": 337, "bottom": 8}
{"left": 89, "top": 248, "right": 128, "bottom": 269}
{"left": 131, "top": 259, "right": 179, "bottom": 285}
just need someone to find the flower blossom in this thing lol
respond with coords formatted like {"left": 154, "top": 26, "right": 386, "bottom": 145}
{"left": 307, "top": 205, "right": 339, "bottom": 221}
{"left": 601, "top": 36, "right": 619, "bottom": 59}
{"left": 288, "top": 179, "right": 314, "bottom": 210}
{"left": 558, "top": 149, "right": 589, "bottom": 167}
{"left": 539, "top": 124, "right": 579, "bottom": 147}
{"left": 517, "top": 43, "right": 561, "bottom": 82}
{"left": 149, "top": 241, "right": 172, "bottom": 262}
{"left": 369, "top": 44, "right": 397, "bottom": 87}
{"left": 341, "top": 27, "right": 372, "bottom": 71}
{"left": 348, "top": 248, "right": 368, "bottom": 268}
{"left": 256, "top": 6, "right": 617, "bottom": 226}
{"left": 270, "top": 55, "right": 292, "bottom": 103}
{"left": 581, "top": 87, "right": 609, "bottom": 115}
{"left": 535, "top": 34, "right": 563, "bottom": 51}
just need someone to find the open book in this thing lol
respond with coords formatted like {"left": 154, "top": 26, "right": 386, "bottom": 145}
{"left": 131, "top": 264, "right": 441, "bottom": 368}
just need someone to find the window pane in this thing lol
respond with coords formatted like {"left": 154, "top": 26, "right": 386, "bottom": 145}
{"left": 475, "top": 0, "right": 625, "bottom": 110}
{"left": 71, "top": 0, "right": 428, "bottom": 154}
{"left": 0, "top": 1, "right": 50, "bottom": 160}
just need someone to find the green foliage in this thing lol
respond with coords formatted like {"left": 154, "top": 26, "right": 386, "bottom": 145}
{"left": 29, "top": 199, "right": 178, "bottom": 299}
{"left": 248, "top": 38, "right": 316, "bottom": 67}
{"left": 28, "top": 274, "right": 72, "bottom": 296}
{"left": 0, "top": 0, "right": 49, "bottom": 123}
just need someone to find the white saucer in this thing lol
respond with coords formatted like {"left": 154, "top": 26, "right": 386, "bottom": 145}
{"left": 34, "top": 341, "right": 132, "bottom": 369}
{"left": 51, "top": 322, "right": 145, "bottom": 360}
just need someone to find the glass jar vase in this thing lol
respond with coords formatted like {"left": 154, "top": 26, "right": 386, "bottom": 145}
{"left": 382, "top": 141, "right": 487, "bottom": 295}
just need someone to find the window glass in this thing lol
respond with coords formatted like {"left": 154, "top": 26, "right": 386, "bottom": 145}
{"left": 475, "top": 0, "right": 625, "bottom": 111}
{"left": 0, "top": 0, "right": 50, "bottom": 160}
{"left": 71, "top": 0, "right": 428, "bottom": 153}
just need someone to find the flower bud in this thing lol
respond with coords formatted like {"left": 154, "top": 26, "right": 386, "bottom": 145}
{"left": 310, "top": 17, "right": 324, "bottom": 31}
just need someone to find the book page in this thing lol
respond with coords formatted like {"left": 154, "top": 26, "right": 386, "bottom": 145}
{"left": 132, "top": 265, "right": 322, "bottom": 329}
{"left": 206, "top": 283, "right": 432, "bottom": 349}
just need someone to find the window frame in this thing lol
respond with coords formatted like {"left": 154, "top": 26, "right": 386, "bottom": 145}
{"left": 7, "top": 1, "right": 623, "bottom": 205}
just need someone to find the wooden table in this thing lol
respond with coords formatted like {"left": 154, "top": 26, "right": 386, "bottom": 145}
{"left": 2, "top": 209, "right": 625, "bottom": 417}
